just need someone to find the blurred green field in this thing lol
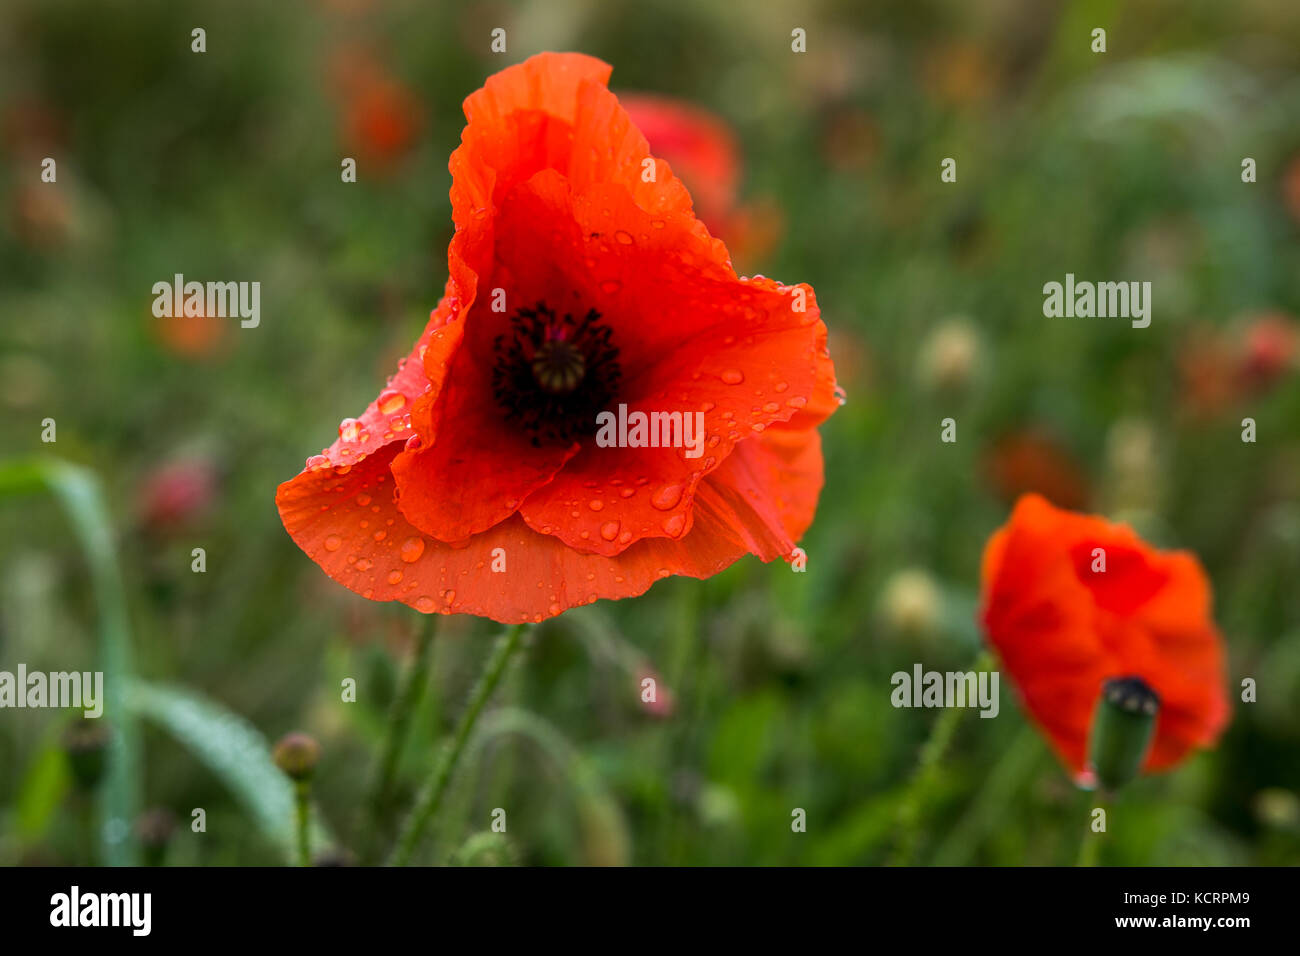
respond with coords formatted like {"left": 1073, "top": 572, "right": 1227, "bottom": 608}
{"left": 1, "top": 0, "right": 1299, "bottom": 866}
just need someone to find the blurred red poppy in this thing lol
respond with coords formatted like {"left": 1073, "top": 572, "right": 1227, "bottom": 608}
{"left": 278, "top": 53, "right": 838, "bottom": 624}
{"left": 984, "top": 429, "right": 1089, "bottom": 511}
{"left": 980, "top": 494, "right": 1229, "bottom": 779}
{"left": 138, "top": 457, "right": 217, "bottom": 531}
{"left": 621, "top": 93, "right": 781, "bottom": 265}
{"left": 329, "top": 46, "right": 422, "bottom": 172}
{"left": 1239, "top": 311, "right": 1297, "bottom": 392}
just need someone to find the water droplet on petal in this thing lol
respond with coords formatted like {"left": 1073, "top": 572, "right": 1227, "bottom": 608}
{"left": 324, "top": 535, "right": 342, "bottom": 552}
{"left": 400, "top": 537, "right": 426, "bottom": 563}
{"left": 588, "top": 499, "right": 604, "bottom": 511}
{"left": 720, "top": 369, "right": 744, "bottom": 385}
{"left": 663, "top": 514, "right": 686, "bottom": 537}
{"left": 339, "top": 418, "right": 360, "bottom": 442}
{"left": 416, "top": 595, "right": 436, "bottom": 612}
{"left": 599, "top": 279, "right": 623, "bottom": 294}
{"left": 387, "top": 570, "right": 403, "bottom": 585}
{"left": 651, "top": 483, "right": 683, "bottom": 510}
{"left": 600, "top": 521, "right": 620, "bottom": 541}
{"left": 378, "top": 390, "right": 406, "bottom": 415}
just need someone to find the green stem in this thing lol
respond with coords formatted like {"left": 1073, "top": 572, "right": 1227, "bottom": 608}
{"left": 889, "top": 648, "right": 994, "bottom": 865}
{"left": 294, "top": 780, "right": 311, "bottom": 867}
{"left": 1076, "top": 792, "right": 1109, "bottom": 867}
{"left": 365, "top": 617, "right": 437, "bottom": 838}
{"left": 388, "top": 624, "right": 528, "bottom": 866}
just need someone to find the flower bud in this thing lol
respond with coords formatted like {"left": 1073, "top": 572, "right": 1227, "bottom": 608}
{"left": 61, "top": 721, "right": 110, "bottom": 792}
{"left": 1087, "top": 676, "right": 1159, "bottom": 791}
{"left": 272, "top": 732, "right": 320, "bottom": 782}
{"left": 135, "top": 808, "right": 176, "bottom": 866}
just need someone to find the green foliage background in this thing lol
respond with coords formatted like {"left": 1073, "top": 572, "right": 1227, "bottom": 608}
{"left": 1, "top": 0, "right": 1298, "bottom": 865}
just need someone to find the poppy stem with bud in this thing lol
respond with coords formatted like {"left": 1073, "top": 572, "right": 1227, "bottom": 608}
{"left": 1076, "top": 677, "right": 1159, "bottom": 866}
{"left": 388, "top": 623, "right": 529, "bottom": 866}
{"left": 272, "top": 732, "right": 320, "bottom": 867}
{"left": 1088, "top": 676, "right": 1160, "bottom": 791}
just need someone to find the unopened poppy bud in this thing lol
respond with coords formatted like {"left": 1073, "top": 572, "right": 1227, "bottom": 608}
{"left": 135, "top": 808, "right": 176, "bottom": 866}
{"left": 61, "top": 721, "right": 110, "bottom": 792}
{"left": 272, "top": 732, "right": 320, "bottom": 782}
{"left": 313, "top": 848, "right": 356, "bottom": 867}
{"left": 1087, "top": 676, "right": 1160, "bottom": 791}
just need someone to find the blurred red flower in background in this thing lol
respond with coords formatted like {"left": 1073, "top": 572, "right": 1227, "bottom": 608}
{"left": 980, "top": 494, "right": 1229, "bottom": 779}
{"left": 138, "top": 456, "right": 218, "bottom": 531}
{"left": 278, "top": 53, "right": 837, "bottom": 624}
{"left": 328, "top": 45, "right": 422, "bottom": 173}
{"left": 1178, "top": 312, "right": 1297, "bottom": 418}
{"left": 984, "top": 429, "right": 1089, "bottom": 511}
{"left": 621, "top": 93, "right": 782, "bottom": 266}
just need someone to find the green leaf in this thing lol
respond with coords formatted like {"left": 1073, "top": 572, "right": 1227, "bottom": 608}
{"left": 15, "top": 736, "right": 72, "bottom": 839}
{"left": 125, "top": 680, "right": 334, "bottom": 861}
{"left": 0, "top": 457, "right": 140, "bottom": 865}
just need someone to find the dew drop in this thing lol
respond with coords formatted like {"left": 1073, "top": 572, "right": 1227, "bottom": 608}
{"left": 720, "top": 368, "right": 744, "bottom": 385}
{"left": 651, "top": 483, "right": 683, "bottom": 510}
{"left": 400, "top": 537, "right": 426, "bottom": 563}
{"left": 378, "top": 390, "right": 406, "bottom": 415}
{"left": 588, "top": 499, "right": 605, "bottom": 511}
{"left": 599, "top": 279, "right": 623, "bottom": 294}
{"left": 663, "top": 514, "right": 686, "bottom": 537}
{"left": 614, "top": 230, "right": 634, "bottom": 245}
{"left": 416, "top": 596, "right": 436, "bottom": 612}
{"left": 387, "top": 570, "right": 403, "bottom": 585}
{"left": 339, "top": 418, "right": 360, "bottom": 442}
{"left": 324, "top": 535, "right": 342, "bottom": 552}
{"left": 600, "top": 521, "right": 620, "bottom": 541}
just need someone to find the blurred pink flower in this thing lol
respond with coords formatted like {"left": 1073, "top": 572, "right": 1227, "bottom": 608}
{"left": 138, "top": 456, "right": 217, "bottom": 531}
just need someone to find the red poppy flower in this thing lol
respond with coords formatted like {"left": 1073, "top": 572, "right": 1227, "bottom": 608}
{"left": 277, "top": 53, "right": 838, "bottom": 624}
{"left": 980, "top": 494, "right": 1229, "bottom": 779}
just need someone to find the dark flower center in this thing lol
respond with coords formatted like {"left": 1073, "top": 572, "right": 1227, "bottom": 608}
{"left": 492, "top": 302, "right": 621, "bottom": 446}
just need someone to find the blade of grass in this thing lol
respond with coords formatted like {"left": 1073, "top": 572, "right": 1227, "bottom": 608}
{"left": 0, "top": 458, "right": 140, "bottom": 865}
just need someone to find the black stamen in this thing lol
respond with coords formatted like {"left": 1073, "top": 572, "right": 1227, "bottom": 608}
{"left": 491, "top": 301, "right": 621, "bottom": 446}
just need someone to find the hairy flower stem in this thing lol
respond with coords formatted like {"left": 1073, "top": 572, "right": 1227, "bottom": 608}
{"left": 890, "top": 648, "right": 995, "bottom": 865}
{"left": 388, "top": 623, "right": 528, "bottom": 866}
{"left": 294, "top": 779, "right": 311, "bottom": 866}
{"left": 363, "top": 616, "right": 437, "bottom": 857}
